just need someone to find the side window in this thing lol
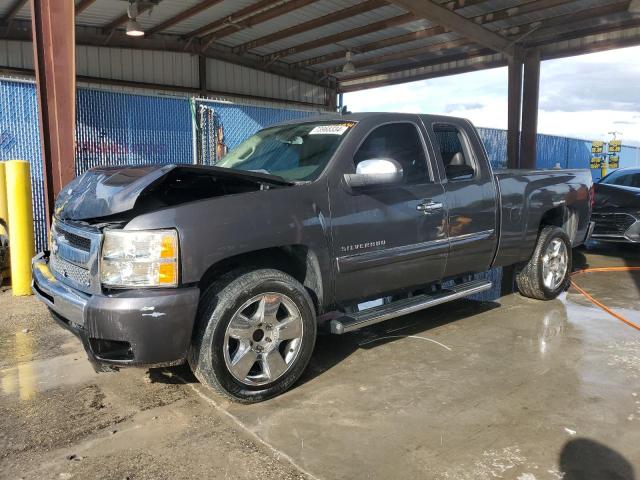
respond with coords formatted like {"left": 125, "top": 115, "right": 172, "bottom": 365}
{"left": 354, "top": 123, "right": 430, "bottom": 184}
{"left": 432, "top": 124, "right": 476, "bottom": 181}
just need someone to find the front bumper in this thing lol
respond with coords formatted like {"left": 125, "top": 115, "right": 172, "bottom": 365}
{"left": 590, "top": 213, "right": 640, "bottom": 243}
{"left": 32, "top": 252, "right": 200, "bottom": 369}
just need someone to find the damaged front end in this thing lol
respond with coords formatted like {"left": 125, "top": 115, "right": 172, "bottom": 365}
{"left": 55, "top": 164, "right": 292, "bottom": 222}
{"left": 35, "top": 164, "right": 289, "bottom": 369}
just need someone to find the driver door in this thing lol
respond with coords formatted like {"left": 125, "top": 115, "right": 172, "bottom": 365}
{"left": 330, "top": 120, "right": 448, "bottom": 305}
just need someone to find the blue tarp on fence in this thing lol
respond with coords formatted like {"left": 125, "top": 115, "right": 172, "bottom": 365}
{"left": 0, "top": 80, "right": 47, "bottom": 252}
{"left": 76, "top": 90, "right": 194, "bottom": 175}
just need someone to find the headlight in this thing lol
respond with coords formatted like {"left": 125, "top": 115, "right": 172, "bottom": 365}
{"left": 101, "top": 229, "right": 179, "bottom": 288}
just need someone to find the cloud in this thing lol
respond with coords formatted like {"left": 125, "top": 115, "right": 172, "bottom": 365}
{"left": 444, "top": 102, "right": 483, "bottom": 113}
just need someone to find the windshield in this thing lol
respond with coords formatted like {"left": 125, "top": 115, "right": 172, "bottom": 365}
{"left": 600, "top": 169, "right": 640, "bottom": 188}
{"left": 216, "top": 121, "right": 355, "bottom": 182}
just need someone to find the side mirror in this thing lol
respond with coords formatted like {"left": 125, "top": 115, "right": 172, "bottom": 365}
{"left": 344, "top": 158, "right": 404, "bottom": 189}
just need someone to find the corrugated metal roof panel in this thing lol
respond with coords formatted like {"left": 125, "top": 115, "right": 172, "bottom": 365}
{"left": 128, "top": 0, "right": 205, "bottom": 31}
{"left": 205, "top": 56, "right": 326, "bottom": 104}
{"left": 273, "top": 17, "right": 432, "bottom": 63}
{"left": 247, "top": 4, "right": 404, "bottom": 56}
{"left": 216, "top": 0, "right": 365, "bottom": 47}
{"left": 75, "top": 0, "right": 131, "bottom": 28}
{"left": 314, "top": 31, "right": 462, "bottom": 70}
{"left": 76, "top": 44, "right": 200, "bottom": 88}
{"left": 153, "top": 0, "right": 260, "bottom": 36}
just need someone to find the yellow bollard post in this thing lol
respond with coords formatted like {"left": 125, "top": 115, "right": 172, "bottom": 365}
{"left": 5, "top": 160, "right": 35, "bottom": 296}
{"left": 0, "top": 162, "right": 8, "bottom": 236}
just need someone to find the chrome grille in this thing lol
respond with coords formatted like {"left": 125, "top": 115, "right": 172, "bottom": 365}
{"left": 51, "top": 254, "right": 91, "bottom": 288}
{"left": 50, "top": 220, "right": 103, "bottom": 293}
{"left": 55, "top": 225, "right": 91, "bottom": 252}
{"left": 592, "top": 213, "right": 636, "bottom": 236}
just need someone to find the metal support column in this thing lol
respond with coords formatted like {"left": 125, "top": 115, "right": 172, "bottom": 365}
{"left": 520, "top": 49, "right": 541, "bottom": 170}
{"left": 198, "top": 55, "right": 207, "bottom": 95}
{"left": 507, "top": 51, "right": 523, "bottom": 169}
{"left": 30, "top": 0, "right": 76, "bottom": 226}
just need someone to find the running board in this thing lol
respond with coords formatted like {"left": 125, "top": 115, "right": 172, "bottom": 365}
{"left": 330, "top": 279, "right": 492, "bottom": 335}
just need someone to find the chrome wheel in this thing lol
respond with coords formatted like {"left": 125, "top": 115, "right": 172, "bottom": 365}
{"left": 223, "top": 292, "right": 304, "bottom": 386}
{"left": 541, "top": 238, "right": 568, "bottom": 290}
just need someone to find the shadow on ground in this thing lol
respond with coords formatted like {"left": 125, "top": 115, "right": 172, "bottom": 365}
{"left": 560, "top": 438, "right": 636, "bottom": 480}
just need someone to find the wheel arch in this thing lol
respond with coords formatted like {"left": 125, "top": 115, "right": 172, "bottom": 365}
{"left": 539, "top": 204, "right": 579, "bottom": 245}
{"left": 197, "top": 245, "right": 325, "bottom": 315}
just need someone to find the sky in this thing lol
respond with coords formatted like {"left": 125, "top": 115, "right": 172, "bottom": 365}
{"left": 344, "top": 45, "right": 640, "bottom": 146}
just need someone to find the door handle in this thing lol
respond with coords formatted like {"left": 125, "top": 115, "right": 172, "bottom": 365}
{"left": 416, "top": 200, "right": 443, "bottom": 214}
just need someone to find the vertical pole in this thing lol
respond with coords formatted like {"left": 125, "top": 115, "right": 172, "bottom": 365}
{"left": 507, "top": 51, "right": 523, "bottom": 169}
{"left": 5, "top": 160, "right": 35, "bottom": 296}
{"left": 198, "top": 54, "right": 207, "bottom": 95}
{"left": 521, "top": 49, "right": 541, "bottom": 170}
{"left": 30, "top": 0, "right": 76, "bottom": 229}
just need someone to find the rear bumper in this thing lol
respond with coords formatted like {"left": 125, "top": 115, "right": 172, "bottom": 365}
{"left": 32, "top": 252, "right": 200, "bottom": 369}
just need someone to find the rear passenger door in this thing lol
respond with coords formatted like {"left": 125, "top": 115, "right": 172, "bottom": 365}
{"left": 330, "top": 119, "right": 448, "bottom": 304}
{"left": 427, "top": 120, "right": 498, "bottom": 278}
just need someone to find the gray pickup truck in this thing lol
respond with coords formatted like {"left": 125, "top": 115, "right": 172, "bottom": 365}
{"left": 32, "top": 113, "right": 593, "bottom": 402}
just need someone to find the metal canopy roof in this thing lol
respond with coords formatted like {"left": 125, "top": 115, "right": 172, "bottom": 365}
{"left": 2, "top": 0, "right": 639, "bottom": 92}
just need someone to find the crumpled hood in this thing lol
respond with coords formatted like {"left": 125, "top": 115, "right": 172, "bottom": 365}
{"left": 594, "top": 183, "right": 640, "bottom": 210}
{"left": 55, "top": 165, "right": 177, "bottom": 221}
{"left": 55, "top": 164, "right": 293, "bottom": 221}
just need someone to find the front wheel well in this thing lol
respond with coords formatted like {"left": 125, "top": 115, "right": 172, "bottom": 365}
{"left": 198, "top": 246, "right": 324, "bottom": 315}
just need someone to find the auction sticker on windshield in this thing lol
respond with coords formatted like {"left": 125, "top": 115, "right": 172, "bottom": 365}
{"left": 309, "top": 122, "right": 355, "bottom": 135}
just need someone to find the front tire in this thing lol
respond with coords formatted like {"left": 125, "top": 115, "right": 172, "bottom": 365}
{"left": 189, "top": 269, "right": 317, "bottom": 403}
{"left": 516, "top": 226, "right": 572, "bottom": 300}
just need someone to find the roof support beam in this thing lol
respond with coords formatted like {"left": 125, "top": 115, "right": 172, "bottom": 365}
{"left": 339, "top": 51, "right": 505, "bottom": 92}
{"left": 523, "top": 0, "right": 634, "bottom": 45}
{"left": 333, "top": 1, "right": 615, "bottom": 80}
{"left": 327, "top": 37, "right": 474, "bottom": 74}
{"left": 507, "top": 51, "right": 523, "bottom": 169}
{"left": 292, "top": 0, "right": 557, "bottom": 68}
{"left": 183, "top": 0, "right": 281, "bottom": 39}
{"left": 271, "top": 13, "right": 416, "bottom": 63}
{"left": 74, "top": 0, "right": 96, "bottom": 16}
{"left": 30, "top": 0, "right": 76, "bottom": 223}
{"left": 233, "top": 0, "right": 387, "bottom": 54}
{"left": 520, "top": 49, "right": 540, "bottom": 169}
{"left": 2, "top": 0, "right": 27, "bottom": 26}
{"left": 200, "top": 0, "right": 318, "bottom": 52}
{"left": 388, "top": 0, "right": 513, "bottom": 55}
{"left": 340, "top": 46, "right": 493, "bottom": 81}
{"left": 270, "top": 0, "right": 488, "bottom": 62}
{"left": 145, "top": 0, "right": 224, "bottom": 36}
{"left": 339, "top": 18, "right": 640, "bottom": 92}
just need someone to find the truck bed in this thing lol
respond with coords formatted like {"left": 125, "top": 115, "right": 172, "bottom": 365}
{"left": 492, "top": 168, "right": 593, "bottom": 268}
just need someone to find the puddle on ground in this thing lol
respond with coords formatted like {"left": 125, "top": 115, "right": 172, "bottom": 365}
{"left": 1, "top": 332, "right": 96, "bottom": 400}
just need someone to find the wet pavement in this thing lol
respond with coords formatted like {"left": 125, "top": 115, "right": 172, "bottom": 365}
{"left": 1, "top": 242, "right": 639, "bottom": 479}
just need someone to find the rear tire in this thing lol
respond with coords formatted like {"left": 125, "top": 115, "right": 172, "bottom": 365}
{"left": 189, "top": 269, "right": 316, "bottom": 403}
{"left": 516, "top": 226, "right": 572, "bottom": 300}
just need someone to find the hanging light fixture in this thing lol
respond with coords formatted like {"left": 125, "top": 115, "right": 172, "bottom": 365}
{"left": 342, "top": 51, "right": 356, "bottom": 74}
{"left": 126, "top": 1, "right": 145, "bottom": 37}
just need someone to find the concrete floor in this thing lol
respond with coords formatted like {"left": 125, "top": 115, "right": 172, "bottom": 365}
{"left": 1, "top": 243, "right": 639, "bottom": 480}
